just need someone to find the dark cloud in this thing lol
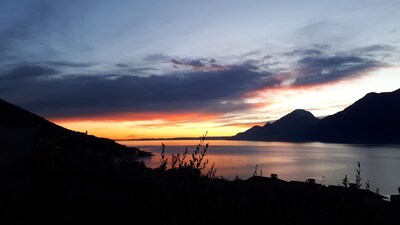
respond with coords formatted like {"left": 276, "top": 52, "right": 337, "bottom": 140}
{"left": 144, "top": 54, "right": 223, "bottom": 70}
{"left": 0, "top": 65, "right": 59, "bottom": 96}
{"left": 171, "top": 59, "right": 205, "bottom": 68}
{"left": 286, "top": 49, "right": 325, "bottom": 56}
{"left": 170, "top": 58, "right": 226, "bottom": 70}
{"left": 115, "top": 63, "right": 158, "bottom": 74}
{"left": 128, "top": 67, "right": 158, "bottom": 73}
{"left": 263, "top": 55, "right": 273, "bottom": 60}
{"left": 43, "top": 61, "right": 93, "bottom": 68}
{"left": 294, "top": 55, "right": 381, "bottom": 85}
{"left": 298, "top": 55, "right": 364, "bottom": 68}
{"left": 276, "top": 44, "right": 391, "bottom": 86}
{"left": 115, "top": 63, "right": 130, "bottom": 68}
{"left": 0, "top": 63, "right": 276, "bottom": 118}
{"left": 0, "top": 44, "right": 392, "bottom": 119}
{"left": 356, "top": 44, "right": 394, "bottom": 53}
{"left": 353, "top": 44, "right": 396, "bottom": 59}
{"left": 285, "top": 44, "right": 330, "bottom": 57}
{"left": 0, "top": 65, "right": 59, "bottom": 81}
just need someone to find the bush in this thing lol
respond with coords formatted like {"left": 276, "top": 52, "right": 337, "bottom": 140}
{"left": 158, "top": 132, "right": 217, "bottom": 179}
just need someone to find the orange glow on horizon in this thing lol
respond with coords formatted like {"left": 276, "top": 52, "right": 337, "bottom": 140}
{"left": 49, "top": 66, "right": 400, "bottom": 140}
{"left": 52, "top": 119, "right": 252, "bottom": 140}
{"left": 50, "top": 111, "right": 221, "bottom": 123}
{"left": 49, "top": 111, "right": 252, "bottom": 140}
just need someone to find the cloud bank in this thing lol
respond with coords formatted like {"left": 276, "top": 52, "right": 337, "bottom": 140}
{"left": 0, "top": 44, "right": 391, "bottom": 120}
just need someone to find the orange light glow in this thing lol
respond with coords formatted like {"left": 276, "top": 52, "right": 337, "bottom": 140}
{"left": 49, "top": 66, "right": 400, "bottom": 140}
{"left": 50, "top": 111, "right": 249, "bottom": 140}
{"left": 50, "top": 111, "right": 221, "bottom": 123}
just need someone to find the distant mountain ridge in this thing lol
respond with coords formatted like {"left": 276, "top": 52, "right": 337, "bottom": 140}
{"left": 234, "top": 88, "right": 400, "bottom": 144}
{"left": 235, "top": 109, "right": 319, "bottom": 141}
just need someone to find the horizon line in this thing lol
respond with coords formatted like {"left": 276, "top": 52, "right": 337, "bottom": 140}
{"left": 113, "top": 136, "right": 233, "bottom": 141}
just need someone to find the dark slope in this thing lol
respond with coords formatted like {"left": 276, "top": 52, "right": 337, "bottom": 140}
{"left": 0, "top": 98, "right": 69, "bottom": 136}
{"left": 234, "top": 125, "right": 264, "bottom": 140}
{"left": 0, "top": 98, "right": 143, "bottom": 163}
{"left": 234, "top": 88, "right": 400, "bottom": 144}
{"left": 235, "top": 109, "right": 319, "bottom": 141}
{"left": 0, "top": 98, "right": 146, "bottom": 224}
{"left": 315, "top": 89, "right": 400, "bottom": 143}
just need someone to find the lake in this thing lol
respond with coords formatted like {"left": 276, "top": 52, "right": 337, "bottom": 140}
{"left": 117, "top": 140, "right": 400, "bottom": 197}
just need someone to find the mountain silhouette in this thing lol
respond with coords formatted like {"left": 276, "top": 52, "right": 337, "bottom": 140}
{"left": 315, "top": 88, "right": 400, "bottom": 143}
{"left": 235, "top": 109, "right": 319, "bottom": 141}
{"left": 0, "top": 98, "right": 141, "bottom": 171}
{"left": 0, "top": 98, "right": 69, "bottom": 135}
{"left": 234, "top": 88, "right": 400, "bottom": 144}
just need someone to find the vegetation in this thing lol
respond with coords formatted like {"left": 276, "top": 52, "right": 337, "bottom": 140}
{"left": 2, "top": 132, "right": 399, "bottom": 225}
{"left": 366, "top": 179, "right": 371, "bottom": 191}
{"left": 159, "top": 143, "right": 168, "bottom": 170}
{"left": 341, "top": 174, "right": 349, "bottom": 187}
{"left": 355, "top": 161, "right": 362, "bottom": 189}
{"left": 158, "top": 132, "right": 217, "bottom": 179}
{"left": 252, "top": 164, "right": 264, "bottom": 177}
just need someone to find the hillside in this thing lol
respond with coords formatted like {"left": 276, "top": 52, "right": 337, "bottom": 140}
{"left": 235, "top": 109, "right": 320, "bottom": 141}
{"left": 315, "top": 89, "right": 400, "bottom": 143}
{"left": 0, "top": 97, "right": 146, "bottom": 172}
{"left": 233, "top": 89, "right": 400, "bottom": 144}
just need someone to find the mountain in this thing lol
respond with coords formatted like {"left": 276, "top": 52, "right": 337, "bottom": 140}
{"left": 234, "top": 109, "right": 319, "bottom": 141}
{"left": 315, "top": 89, "right": 400, "bottom": 143}
{"left": 233, "top": 88, "right": 400, "bottom": 144}
{"left": 0, "top": 98, "right": 69, "bottom": 135}
{"left": 0, "top": 98, "right": 143, "bottom": 171}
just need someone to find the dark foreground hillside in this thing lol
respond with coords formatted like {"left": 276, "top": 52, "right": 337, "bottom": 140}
{"left": 1, "top": 98, "right": 399, "bottom": 225}
{"left": 2, "top": 139, "right": 399, "bottom": 225}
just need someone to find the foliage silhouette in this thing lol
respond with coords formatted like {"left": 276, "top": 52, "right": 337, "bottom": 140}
{"left": 158, "top": 132, "right": 217, "bottom": 178}
{"left": 366, "top": 179, "right": 370, "bottom": 191}
{"left": 355, "top": 161, "right": 362, "bottom": 189}
{"left": 342, "top": 174, "right": 349, "bottom": 187}
{"left": 159, "top": 143, "right": 168, "bottom": 170}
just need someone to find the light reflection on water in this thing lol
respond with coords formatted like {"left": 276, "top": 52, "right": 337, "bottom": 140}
{"left": 118, "top": 140, "right": 400, "bottom": 196}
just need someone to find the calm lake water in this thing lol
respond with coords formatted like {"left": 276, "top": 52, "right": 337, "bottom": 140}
{"left": 118, "top": 140, "right": 400, "bottom": 196}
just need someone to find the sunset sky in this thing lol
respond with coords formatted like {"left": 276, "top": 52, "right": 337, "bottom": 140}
{"left": 1, "top": 0, "right": 400, "bottom": 139}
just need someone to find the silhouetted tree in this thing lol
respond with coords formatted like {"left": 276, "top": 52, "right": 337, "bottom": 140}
{"left": 205, "top": 162, "right": 217, "bottom": 179}
{"left": 159, "top": 143, "right": 167, "bottom": 170}
{"left": 355, "top": 162, "right": 362, "bottom": 189}
{"left": 253, "top": 164, "right": 258, "bottom": 176}
{"left": 234, "top": 174, "right": 240, "bottom": 181}
{"left": 341, "top": 174, "right": 349, "bottom": 187}
{"left": 366, "top": 179, "right": 370, "bottom": 191}
{"left": 159, "top": 132, "right": 214, "bottom": 177}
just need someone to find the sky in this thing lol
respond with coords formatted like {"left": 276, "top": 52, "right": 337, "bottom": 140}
{"left": 1, "top": 0, "right": 400, "bottom": 139}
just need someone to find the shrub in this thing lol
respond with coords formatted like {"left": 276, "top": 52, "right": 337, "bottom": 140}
{"left": 355, "top": 161, "right": 362, "bottom": 189}
{"left": 366, "top": 179, "right": 370, "bottom": 191}
{"left": 341, "top": 174, "right": 349, "bottom": 187}
{"left": 158, "top": 132, "right": 216, "bottom": 178}
{"left": 159, "top": 143, "right": 168, "bottom": 170}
